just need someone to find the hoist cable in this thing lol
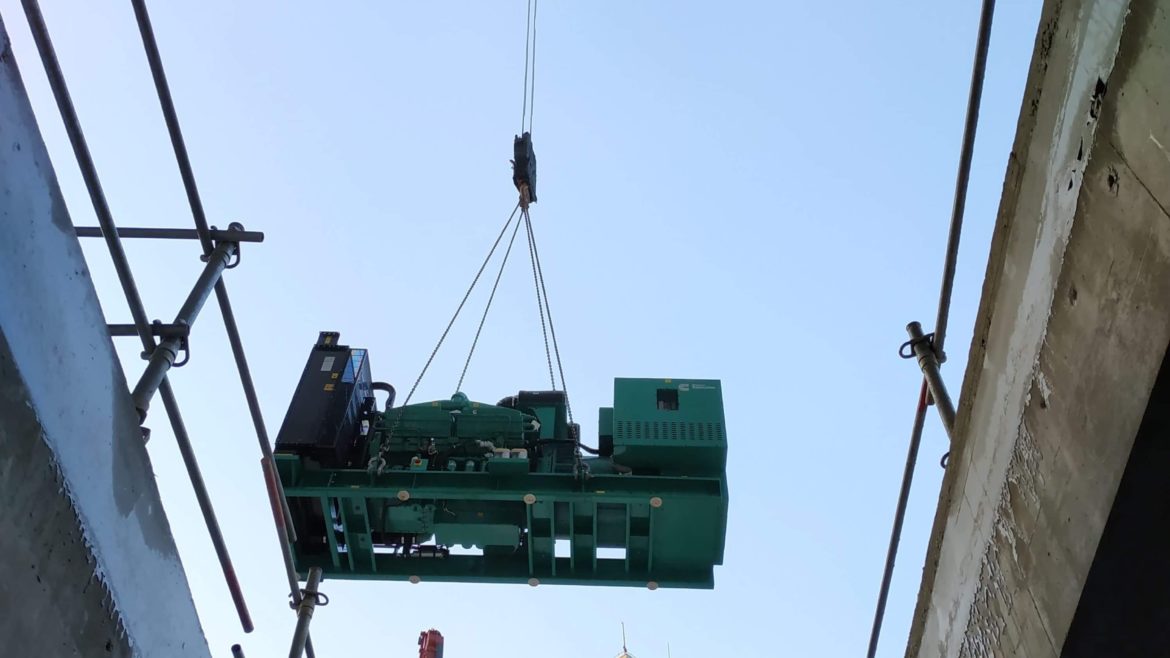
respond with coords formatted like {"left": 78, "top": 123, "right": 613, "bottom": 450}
{"left": 528, "top": 0, "right": 538, "bottom": 134}
{"left": 457, "top": 211, "right": 526, "bottom": 392}
{"left": 402, "top": 203, "right": 520, "bottom": 408}
{"left": 525, "top": 209, "right": 572, "bottom": 423}
{"left": 523, "top": 209, "right": 556, "bottom": 389}
{"left": 373, "top": 203, "right": 522, "bottom": 473}
{"left": 520, "top": 0, "right": 533, "bottom": 132}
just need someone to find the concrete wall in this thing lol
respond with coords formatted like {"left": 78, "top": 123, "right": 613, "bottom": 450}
{"left": 905, "top": 0, "right": 1170, "bottom": 655}
{"left": 0, "top": 14, "right": 210, "bottom": 658}
{"left": 1061, "top": 347, "right": 1170, "bottom": 655}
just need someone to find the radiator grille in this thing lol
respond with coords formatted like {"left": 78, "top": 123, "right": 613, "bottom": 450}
{"left": 614, "top": 420, "right": 725, "bottom": 442}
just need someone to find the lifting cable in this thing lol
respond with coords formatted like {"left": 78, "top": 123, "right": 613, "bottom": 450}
{"left": 385, "top": 0, "right": 568, "bottom": 446}
{"left": 457, "top": 210, "right": 528, "bottom": 392}
{"left": 520, "top": 0, "right": 538, "bottom": 134}
{"left": 523, "top": 208, "right": 572, "bottom": 423}
{"left": 400, "top": 203, "right": 520, "bottom": 408}
{"left": 449, "top": 205, "right": 573, "bottom": 424}
{"left": 373, "top": 203, "right": 521, "bottom": 473}
{"left": 524, "top": 208, "right": 557, "bottom": 391}
{"left": 516, "top": 0, "right": 573, "bottom": 422}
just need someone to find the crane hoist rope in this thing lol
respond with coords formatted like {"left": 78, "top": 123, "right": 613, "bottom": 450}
{"left": 371, "top": 204, "right": 521, "bottom": 473}
{"left": 513, "top": 0, "right": 569, "bottom": 421}
{"left": 524, "top": 208, "right": 556, "bottom": 392}
{"left": 513, "top": 0, "right": 539, "bottom": 208}
{"left": 520, "top": 0, "right": 538, "bottom": 134}
{"left": 431, "top": 203, "right": 571, "bottom": 418}
{"left": 374, "top": 203, "right": 571, "bottom": 473}
{"left": 398, "top": 203, "right": 520, "bottom": 411}
{"left": 523, "top": 207, "right": 572, "bottom": 423}
{"left": 373, "top": 1, "right": 563, "bottom": 474}
{"left": 456, "top": 207, "right": 527, "bottom": 392}
{"left": 456, "top": 205, "right": 570, "bottom": 426}
{"left": 450, "top": 0, "right": 564, "bottom": 404}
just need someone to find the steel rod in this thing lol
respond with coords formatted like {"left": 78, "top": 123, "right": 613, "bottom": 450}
{"left": 21, "top": 0, "right": 153, "bottom": 346}
{"left": 129, "top": 0, "right": 216, "bottom": 255}
{"left": 869, "top": 1, "right": 996, "bottom": 654}
{"left": 932, "top": 0, "right": 997, "bottom": 359}
{"left": 128, "top": 0, "right": 299, "bottom": 543}
{"left": 220, "top": 284, "right": 299, "bottom": 542}
{"left": 75, "top": 226, "right": 265, "bottom": 242}
{"left": 906, "top": 322, "right": 957, "bottom": 439}
{"left": 263, "top": 458, "right": 314, "bottom": 658}
{"left": 159, "top": 380, "right": 253, "bottom": 632}
{"left": 867, "top": 381, "right": 929, "bottom": 658}
{"left": 261, "top": 457, "right": 301, "bottom": 598}
{"left": 288, "top": 567, "right": 324, "bottom": 658}
{"left": 108, "top": 323, "right": 189, "bottom": 338}
{"left": 131, "top": 239, "right": 238, "bottom": 416}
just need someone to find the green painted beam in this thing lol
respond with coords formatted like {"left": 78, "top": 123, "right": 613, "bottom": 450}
{"left": 321, "top": 497, "right": 341, "bottom": 569}
{"left": 291, "top": 553, "right": 714, "bottom": 589}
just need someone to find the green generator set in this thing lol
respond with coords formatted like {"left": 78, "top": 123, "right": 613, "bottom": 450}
{"left": 274, "top": 332, "right": 728, "bottom": 589}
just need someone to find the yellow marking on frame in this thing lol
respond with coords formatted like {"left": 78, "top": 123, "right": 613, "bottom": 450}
{"left": 324, "top": 383, "right": 335, "bottom": 392}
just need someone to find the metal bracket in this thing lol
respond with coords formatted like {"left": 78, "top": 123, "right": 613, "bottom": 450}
{"left": 203, "top": 222, "right": 246, "bottom": 267}
{"left": 131, "top": 239, "right": 239, "bottom": 415}
{"left": 903, "top": 321, "right": 957, "bottom": 441}
{"left": 288, "top": 567, "right": 325, "bottom": 658}
{"left": 898, "top": 332, "right": 935, "bottom": 360}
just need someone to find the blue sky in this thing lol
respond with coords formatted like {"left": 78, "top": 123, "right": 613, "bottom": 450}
{"left": 2, "top": 1, "right": 1042, "bottom": 656}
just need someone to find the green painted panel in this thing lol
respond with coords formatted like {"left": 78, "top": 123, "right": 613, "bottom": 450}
{"left": 434, "top": 523, "right": 519, "bottom": 549}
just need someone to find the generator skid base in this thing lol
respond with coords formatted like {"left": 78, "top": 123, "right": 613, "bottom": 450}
{"left": 274, "top": 332, "right": 728, "bottom": 589}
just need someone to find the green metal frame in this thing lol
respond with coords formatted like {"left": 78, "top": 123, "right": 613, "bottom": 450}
{"left": 276, "top": 378, "right": 728, "bottom": 589}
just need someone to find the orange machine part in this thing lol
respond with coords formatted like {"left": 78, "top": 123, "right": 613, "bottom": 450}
{"left": 418, "top": 629, "right": 444, "bottom": 658}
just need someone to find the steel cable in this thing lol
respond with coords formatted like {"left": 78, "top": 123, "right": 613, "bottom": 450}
{"left": 528, "top": 0, "right": 538, "bottom": 133}
{"left": 524, "top": 209, "right": 572, "bottom": 423}
{"left": 457, "top": 211, "right": 527, "bottom": 392}
{"left": 523, "top": 209, "right": 557, "bottom": 389}
{"left": 402, "top": 203, "right": 520, "bottom": 407}
{"left": 520, "top": 0, "right": 533, "bottom": 132}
